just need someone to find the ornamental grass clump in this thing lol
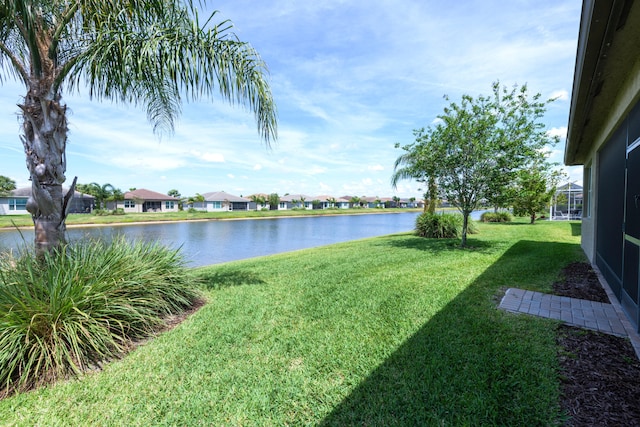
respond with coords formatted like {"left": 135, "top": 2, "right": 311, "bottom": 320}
{"left": 0, "top": 237, "right": 201, "bottom": 396}
{"left": 480, "top": 211, "right": 512, "bottom": 223}
{"left": 415, "top": 212, "right": 459, "bottom": 238}
{"left": 415, "top": 212, "right": 478, "bottom": 239}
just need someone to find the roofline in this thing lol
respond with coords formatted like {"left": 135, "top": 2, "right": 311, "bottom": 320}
{"left": 565, "top": 0, "right": 630, "bottom": 165}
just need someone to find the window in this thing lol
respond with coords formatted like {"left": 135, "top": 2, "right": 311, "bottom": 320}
{"left": 584, "top": 164, "right": 592, "bottom": 218}
{"left": 165, "top": 201, "right": 175, "bottom": 210}
{"left": 8, "top": 198, "right": 27, "bottom": 211}
{"left": 124, "top": 200, "right": 135, "bottom": 208}
{"left": 279, "top": 202, "right": 286, "bottom": 209}
{"left": 212, "top": 201, "right": 222, "bottom": 209}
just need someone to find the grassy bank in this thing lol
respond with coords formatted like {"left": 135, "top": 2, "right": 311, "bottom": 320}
{"left": 0, "top": 207, "right": 422, "bottom": 229}
{"left": 0, "top": 219, "right": 584, "bottom": 425}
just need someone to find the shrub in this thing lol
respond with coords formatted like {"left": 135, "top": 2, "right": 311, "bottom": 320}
{"left": 112, "top": 208, "right": 125, "bottom": 215}
{"left": 415, "top": 212, "right": 462, "bottom": 238}
{"left": 0, "top": 237, "right": 202, "bottom": 396}
{"left": 480, "top": 211, "right": 512, "bottom": 223}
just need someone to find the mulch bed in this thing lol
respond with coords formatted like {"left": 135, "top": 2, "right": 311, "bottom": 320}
{"left": 553, "top": 262, "right": 640, "bottom": 426}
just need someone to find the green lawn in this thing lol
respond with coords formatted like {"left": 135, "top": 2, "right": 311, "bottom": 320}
{"left": 0, "top": 219, "right": 584, "bottom": 425}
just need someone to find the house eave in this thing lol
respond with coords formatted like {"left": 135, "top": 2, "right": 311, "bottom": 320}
{"left": 565, "top": 0, "right": 636, "bottom": 166}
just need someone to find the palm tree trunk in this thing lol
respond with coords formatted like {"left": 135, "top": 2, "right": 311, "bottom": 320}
{"left": 20, "top": 84, "right": 75, "bottom": 255}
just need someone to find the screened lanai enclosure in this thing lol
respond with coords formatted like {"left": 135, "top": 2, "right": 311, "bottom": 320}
{"left": 550, "top": 182, "right": 583, "bottom": 220}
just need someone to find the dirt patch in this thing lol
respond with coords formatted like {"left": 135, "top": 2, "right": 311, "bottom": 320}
{"left": 553, "top": 262, "right": 640, "bottom": 426}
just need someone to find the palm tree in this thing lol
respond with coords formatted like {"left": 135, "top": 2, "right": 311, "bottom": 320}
{"left": 78, "top": 182, "right": 114, "bottom": 210}
{"left": 391, "top": 148, "right": 438, "bottom": 214}
{"left": 0, "top": 1, "right": 277, "bottom": 255}
{"left": 249, "top": 194, "right": 266, "bottom": 211}
{"left": 109, "top": 188, "right": 124, "bottom": 211}
{"left": 187, "top": 193, "right": 205, "bottom": 210}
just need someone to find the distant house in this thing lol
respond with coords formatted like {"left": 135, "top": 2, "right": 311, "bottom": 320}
{"left": 551, "top": 183, "right": 583, "bottom": 220}
{"left": 335, "top": 197, "right": 350, "bottom": 209}
{"left": 246, "top": 193, "right": 270, "bottom": 211}
{"left": 0, "top": 187, "right": 94, "bottom": 215}
{"left": 310, "top": 195, "right": 332, "bottom": 210}
{"left": 565, "top": 0, "right": 640, "bottom": 332}
{"left": 118, "top": 189, "right": 179, "bottom": 213}
{"left": 201, "top": 191, "right": 250, "bottom": 212}
{"left": 279, "top": 194, "right": 312, "bottom": 210}
{"left": 361, "top": 196, "right": 386, "bottom": 209}
{"left": 309, "top": 195, "right": 353, "bottom": 210}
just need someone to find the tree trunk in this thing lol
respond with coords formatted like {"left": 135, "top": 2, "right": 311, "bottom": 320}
{"left": 20, "top": 83, "right": 75, "bottom": 256}
{"left": 461, "top": 212, "right": 469, "bottom": 247}
{"left": 427, "top": 177, "right": 437, "bottom": 214}
{"left": 530, "top": 212, "right": 536, "bottom": 224}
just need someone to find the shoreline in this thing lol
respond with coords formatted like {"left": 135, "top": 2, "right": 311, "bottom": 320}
{"left": 0, "top": 209, "right": 424, "bottom": 231}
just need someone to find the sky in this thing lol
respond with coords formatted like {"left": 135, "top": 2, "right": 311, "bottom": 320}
{"left": 0, "top": 0, "right": 583, "bottom": 199}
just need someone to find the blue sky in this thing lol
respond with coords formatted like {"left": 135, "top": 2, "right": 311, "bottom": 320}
{"left": 0, "top": 0, "right": 582, "bottom": 199}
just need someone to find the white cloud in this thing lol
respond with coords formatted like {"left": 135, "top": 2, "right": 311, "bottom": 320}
{"left": 201, "top": 152, "right": 226, "bottom": 163}
{"left": 368, "top": 164, "right": 384, "bottom": 171}
{"left": 547, "top": 127, "right": 568, "bottom": 139}
{"left": 253, "top": 164, "right": 262, "bottom": 170}
{"left": 549, "top": 90, "right": 570, "bottom": 101}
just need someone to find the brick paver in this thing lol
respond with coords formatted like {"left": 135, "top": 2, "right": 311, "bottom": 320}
{"left": 499, "top": 288, "right": 627, "bottom": 337}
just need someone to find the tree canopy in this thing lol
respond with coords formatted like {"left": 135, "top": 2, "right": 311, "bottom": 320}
{"left": 512, "top": 163, "right": 563, "bottom": 224}
{"left": 0, "top": 0, "right": 277, "bottom": 254}
{"left": 0, "top": 175, "right": 16, "bottom": 196}
{"left": 392, "top": 82, "right": 559, "bottom": 246}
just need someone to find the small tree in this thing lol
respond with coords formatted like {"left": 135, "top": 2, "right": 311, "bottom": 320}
{"left": 268, "top": 193, "right": 280, "bottom": 210}
{"left": 0, "top": 175, "right": 16, "bottom": 196}
{"left": 392, "top": 82, "right": 558, "bottom": 246}
{"left": 512, "top": 163, "right": 563, "bottom": 223}
{"left": 167, "top": 189, "right": 183, "bottom": 210}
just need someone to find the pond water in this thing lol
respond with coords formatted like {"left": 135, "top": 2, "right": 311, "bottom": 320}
{"left": 0, "top": 211, "right": 490, "bottom": 267}
{"left": 0, "top": 212, "right": 424, "bottom": 267}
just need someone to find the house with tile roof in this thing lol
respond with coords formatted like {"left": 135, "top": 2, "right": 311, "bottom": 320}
{"left": 200, "top": 191, "right": 250, "bottom": 212}
{"left": 118, "top": 188, "right": 179, "bottom": 213}
{"left": 278, "top": 194, "right": 313, "bottom": 210}
{"left": 310, "top": 195, "right": 350, "bottom": 209}
{"left": 245, "top": 193, "right": 271, "bottom": 211}
{"left": 0, "top": 187, "right": 95, "bottom": 215}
